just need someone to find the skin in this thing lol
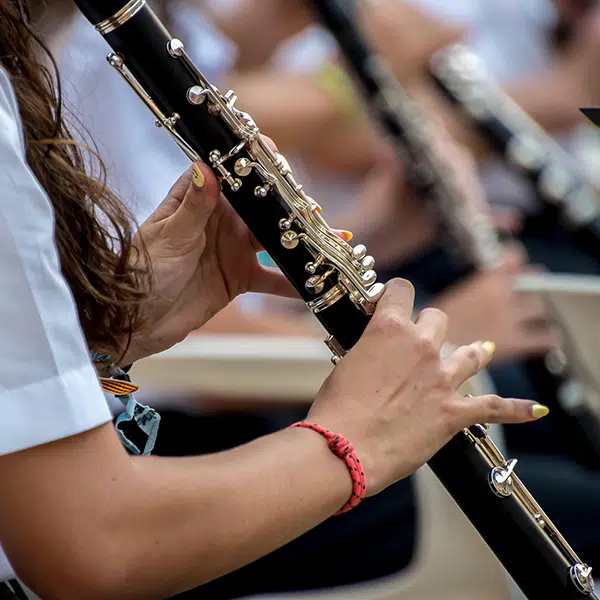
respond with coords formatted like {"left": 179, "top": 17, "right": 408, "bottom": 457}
{"left": 0, "top": 162, "right": 544, "bottom": 600}
{"left": 212, "top": 0, "right": 463, "bottom": 176}
{"left": 216, "top": 0, "right": 600, "bottom": 168}
{"left": 210, "top": 0, "right": 462, "bottom": 78}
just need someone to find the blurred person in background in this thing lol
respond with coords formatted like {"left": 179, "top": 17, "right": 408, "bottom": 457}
{"left": 41, "top": 0, "right": 600, "bottom": 598}
{"left": 401, "top": 0, "right": 600, "bottom": 454}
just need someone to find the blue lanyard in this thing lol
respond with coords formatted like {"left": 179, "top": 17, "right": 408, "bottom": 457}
{"left": 91, "top": 353, "right": 161, "bottom": 455}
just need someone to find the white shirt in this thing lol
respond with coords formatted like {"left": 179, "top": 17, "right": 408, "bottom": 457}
{"left": 0, "top": 68, "right": 112, "bottom": 581}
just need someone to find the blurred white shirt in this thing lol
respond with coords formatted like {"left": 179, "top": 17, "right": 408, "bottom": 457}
{"left": 59, "top": 1, "right": 237, "bottom": 223}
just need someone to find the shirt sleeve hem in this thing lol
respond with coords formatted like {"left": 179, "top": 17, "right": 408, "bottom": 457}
{"left": 0, "top": 363, "right": 112, "bottom": 455}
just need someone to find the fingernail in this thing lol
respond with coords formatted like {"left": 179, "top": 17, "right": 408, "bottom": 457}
{"left": 481, "top": 340, "right": 496, "bottom": 358}
{"left": 531, "top": 404, "right": 550, "bottom": 419}
{"left": 192, "top": 163, "right": 205, "bottom": 188}
{"left": 341, "top": 230, "right": 353, "bottom": 242}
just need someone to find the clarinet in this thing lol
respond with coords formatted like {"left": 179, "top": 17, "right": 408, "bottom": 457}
{"left": 308, "top": 0, "right": 600, "bottom": 471}
{"left": 429, "top": 44, "right": 600, "bottom": 263}
{"left": 73, "top": 1, "right": 596, "bottom": 598}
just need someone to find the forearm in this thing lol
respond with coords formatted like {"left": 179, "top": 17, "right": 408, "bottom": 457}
{"left": 229, "top": 72, "right": 342, "bottom": 152}
{"left": 2, "top": 425, "right": 350, "bottom": 600}
{"left": 119, "top": 428, "right": 349, "bottom": 597}
{"left": 229, "top": 71, "right": 381, "bottom": 174}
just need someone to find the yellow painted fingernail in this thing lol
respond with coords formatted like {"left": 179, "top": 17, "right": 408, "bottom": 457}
{"left": 531, "top": 404, "right": 550, "bottom": 419}
{"left": 481, "top": 340, "right": 496, "bottom": 358}
{"left": 341, "top": 230, "right": 353, "bottom": 242}
{"left": 192, "top": 163, "right": 205, "bottom": 188}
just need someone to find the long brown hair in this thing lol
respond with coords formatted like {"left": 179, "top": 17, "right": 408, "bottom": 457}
{"left": 0, "top": 0, "right": 149, "bottom": 358}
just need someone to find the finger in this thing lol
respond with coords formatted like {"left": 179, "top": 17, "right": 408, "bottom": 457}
{"left": 444, "top": 340, "right": 496, "bottom": 386}
{"left": 168, "top": 163, "right": 222, "bottom": 238}
{"left": 333, "top": 229, "right": 354, "bottom": 243}
{"left": 462, "top": 394, "right": 549, "bottom": 426}
{"left": 516, "top": 292, "right": 550, "bottom": 316}
{"left": 414, "top": 307, "right": 448, "bottom": 347}
{"left": 248, "top": 266, "right": 299, "bottom": 299}
{"left": 261, "top": 135, "right": 279, "bottom": 154}
{"left": 376, "top": 278, "right": 416, "bottom": 319}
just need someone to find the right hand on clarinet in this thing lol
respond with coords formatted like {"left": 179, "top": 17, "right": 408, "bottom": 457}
{"left": 308, "top": 278, "right": 549, "bottom": 496}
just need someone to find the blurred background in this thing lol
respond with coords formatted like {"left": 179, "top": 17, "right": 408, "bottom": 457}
{"left": 27, "top": 0, "right": 600, "bottom": 598}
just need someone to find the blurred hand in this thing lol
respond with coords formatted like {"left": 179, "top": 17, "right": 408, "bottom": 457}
{"left": 121, "top": 158, "right": 295, "bottom": 364}
{"left": 309, "top": 278, "right": 545, "bottom": 495}
{"left": 431, "top": 246, "right": 559, "bottom": 363}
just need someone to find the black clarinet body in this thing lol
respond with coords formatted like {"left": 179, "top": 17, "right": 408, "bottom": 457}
{"left": 429, "top": 44, "right": 600, "bottom": 263}
{"left": 74, "top": 0, "right": 382, "bottom": 358}
{"left": 73, "top": 1, "right": 596, "bottom": 598}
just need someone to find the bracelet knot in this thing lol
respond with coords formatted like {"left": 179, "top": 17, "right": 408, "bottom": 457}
{"left": 289, "top": 421, "right": 366, "bottom": 515}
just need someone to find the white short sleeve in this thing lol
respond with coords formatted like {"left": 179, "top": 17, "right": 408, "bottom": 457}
{"left": 0, "top": 68, "right": 112, "bottom": 457}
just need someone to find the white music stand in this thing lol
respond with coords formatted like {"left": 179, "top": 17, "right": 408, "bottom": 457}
{"left": 514, "top": 272, "right": 600, "bottom": 415}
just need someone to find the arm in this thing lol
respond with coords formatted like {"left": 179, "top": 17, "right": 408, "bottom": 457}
{"left": 225, "top": 69, "right": 385, "bottom": 175}
{"left": 1, "top": 285, "right": 543, "bottom": 600}
{"left": 0, "top": 73, "right": 543, "bottom": 600}
{"left": 0, "top": 423, "right": 350, "bottom": 600}
{"left": 409, "top": 6, "right": 600, "bottom": 159}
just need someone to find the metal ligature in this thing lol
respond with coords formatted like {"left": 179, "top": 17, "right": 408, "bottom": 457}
{"left": 308, "top": 0, "right": 600, "bottom": 471}
{"left": 430, "top": 44, "right": 600, "bottom": 262}
{"left": 73, "top": 0, "right": 596, "bottom": 598}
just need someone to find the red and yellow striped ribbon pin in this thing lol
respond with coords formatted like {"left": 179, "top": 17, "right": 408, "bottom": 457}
{"left": 99, "top": 377, "right": 139, "bottom": 396}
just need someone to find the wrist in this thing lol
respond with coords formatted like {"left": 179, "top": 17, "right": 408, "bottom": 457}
{"left": 283, "top": 426, "right": 353, "bottom": 509}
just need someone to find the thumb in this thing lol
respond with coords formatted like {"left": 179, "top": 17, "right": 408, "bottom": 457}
{"left": 149, "top": 162, "right": 221, "bottom": 237}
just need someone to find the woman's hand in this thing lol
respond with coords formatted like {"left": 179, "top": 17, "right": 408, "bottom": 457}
{"left": 121, "top": 162, "right": 295, "bottom": 364}
{"left": 431, "top": 247, "right": 559, "bottom": 363}
{"left": 308, "top": 278, "right": 546, "bottom": 495}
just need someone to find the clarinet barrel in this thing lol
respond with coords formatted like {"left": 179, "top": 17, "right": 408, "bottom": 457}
{"left": 73, "top": 0, "right": 597, "bottom": 597}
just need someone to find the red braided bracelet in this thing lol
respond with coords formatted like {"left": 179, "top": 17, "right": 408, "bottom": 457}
{"left": 289, "top": 421, "right": 366, "bottom": 515}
